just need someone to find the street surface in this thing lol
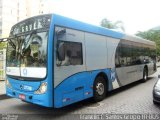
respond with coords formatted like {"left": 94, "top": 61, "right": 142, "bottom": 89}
{"left": 0, "top": 68, "right": 160, "bottom": 120}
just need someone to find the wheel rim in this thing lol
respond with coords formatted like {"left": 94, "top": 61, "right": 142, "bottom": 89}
{"left": 96, "top": 82, "right": 104, "bottom": 95}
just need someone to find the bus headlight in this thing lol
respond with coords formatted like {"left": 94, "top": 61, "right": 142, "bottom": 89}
{"left": 34, "top": 82, "right": 47, "bottom": 94}
{"left": 5, "top": 79, "right": 12, "bottom": 88}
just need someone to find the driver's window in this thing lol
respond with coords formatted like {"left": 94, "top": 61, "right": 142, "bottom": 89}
{"left": 56, "top": 41, "right": 83, "bottom": 66}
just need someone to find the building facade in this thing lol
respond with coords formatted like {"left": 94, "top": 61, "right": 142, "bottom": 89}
{"left": 0, "top": 0, "right": 46, "bottom": 38}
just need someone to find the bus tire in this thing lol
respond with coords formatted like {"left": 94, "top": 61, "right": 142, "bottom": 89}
{"left": 153, "top": 100, "right": 159, "bottom": 105}
{"left": 93, "top": 76, "right": 106, "bottom": 102}
{"left": 142, "top": 67, "right": 148, "bottom": 82}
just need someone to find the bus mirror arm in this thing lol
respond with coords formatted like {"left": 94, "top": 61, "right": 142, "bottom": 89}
{"left": 57, "top": 42, "right": 65, "bottom": 61}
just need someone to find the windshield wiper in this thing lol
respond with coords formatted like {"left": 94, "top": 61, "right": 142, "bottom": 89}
{"left": 8, "top": 38, "right": 16, "bottom": 49}
{"left": 22, "top": 30, "right": 37, "bottom": 51}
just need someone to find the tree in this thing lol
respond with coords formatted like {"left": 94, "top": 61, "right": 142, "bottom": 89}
{"left": 0, "top": 42, "right": 7, "bottom": 49}
{"left": 100, "top": 18, "right": 125, "bottom": 32}
{"left": 136, "top": 30, "right": 160, "bottom": 55}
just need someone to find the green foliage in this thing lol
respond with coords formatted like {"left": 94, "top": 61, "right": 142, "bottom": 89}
{"left": 0, "top": 70, "right": 4, "bottom": 76}
{"left": 100, "top": 18, "right": 125, "bottom": 32}
{"left": 0, "top": 42, "right": 7, "bottom": 49}
{"left": 135, "top": 30, "right": 160, "bottom": 55}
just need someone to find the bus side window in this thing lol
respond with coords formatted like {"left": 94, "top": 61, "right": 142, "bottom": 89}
{"left": 115, "top": 43, "right": 121, "bottom": 67}
{"left": 57, "top": 41, "right": 83, "bottom": 66}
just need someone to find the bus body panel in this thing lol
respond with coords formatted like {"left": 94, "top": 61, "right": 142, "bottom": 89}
{"left": 106, "top": 37, "right": 120, "bottom": 68}
{"left": 85, "top": 32, "right": 107, "bottom": 70}
{"left": 54, "top": 69, "right": 113, "bottom": 108}
{"left": 116, "top": 65, "right": 144, "bottom": 86}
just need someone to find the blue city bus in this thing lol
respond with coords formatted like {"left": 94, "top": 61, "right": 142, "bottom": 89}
{"left": 4, "top": 14, "right": 156, "bottom": 108}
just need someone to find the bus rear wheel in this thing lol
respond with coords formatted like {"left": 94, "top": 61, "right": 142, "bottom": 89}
{"left": 142, "top": 68, "right": 148, "bottom": 82}
{"left": 93, "top": 76, "right": 106, "bottom": 102}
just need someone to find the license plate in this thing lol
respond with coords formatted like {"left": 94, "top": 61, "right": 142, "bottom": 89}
{"left": 19, "top": 94, "right": 26, "bottom": 100}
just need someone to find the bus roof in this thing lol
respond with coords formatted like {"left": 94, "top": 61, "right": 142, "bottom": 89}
{"left": 52, "top": 14, "right": 125, "bottom": 39}
{"left": 123, "top": 34, "right": 156, "bottom": 46}
{"left": 52, "top": 14, "right": 155, "bottom": 46}
{"left": 8, "top": 14, "right": 155, "bottom": 47}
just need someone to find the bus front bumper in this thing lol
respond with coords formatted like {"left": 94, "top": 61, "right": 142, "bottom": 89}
{"left": 6, "top": 87, "right": 53, "bottom": 107}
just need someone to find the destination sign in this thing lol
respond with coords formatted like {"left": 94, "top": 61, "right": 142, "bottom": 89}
{"left": 10, "top": 15, "right": 51, "bottom": 36}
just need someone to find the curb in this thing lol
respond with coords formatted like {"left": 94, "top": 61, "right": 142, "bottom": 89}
{"left": 0, "top": 94, "right": 11, "bottom": 100}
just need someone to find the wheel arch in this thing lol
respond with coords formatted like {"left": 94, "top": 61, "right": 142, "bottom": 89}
{"left": 144, "top": 65, "right": 148, "bottom": 74}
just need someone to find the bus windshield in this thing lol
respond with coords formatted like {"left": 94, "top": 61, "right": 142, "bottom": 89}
{"left": 6, "top": 15, "right": 51, "bottom": 79}
{"left": 6, "top": 31, "right": 48, "bottom": 79}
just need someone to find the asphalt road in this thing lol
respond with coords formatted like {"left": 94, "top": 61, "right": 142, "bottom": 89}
{"left": 0, "top": 69, "right": 160, "bottom": 120}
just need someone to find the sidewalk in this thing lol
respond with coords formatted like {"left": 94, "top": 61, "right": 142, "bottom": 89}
{"left": 0, "top": 80, "right": 5, "bottom": 95}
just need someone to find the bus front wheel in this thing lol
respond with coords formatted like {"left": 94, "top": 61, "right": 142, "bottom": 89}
{"left": 93, "top": 76, "right": 106, "bottom": 102}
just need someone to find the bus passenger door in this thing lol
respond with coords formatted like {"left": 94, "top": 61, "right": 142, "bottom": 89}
{"left": 54, "top": 26, "right": 86, "bottom": 105}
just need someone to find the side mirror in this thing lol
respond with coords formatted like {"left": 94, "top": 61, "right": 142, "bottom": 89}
{"left": 57, "top": 42, "right": 65, "bottom": 61}
{"left": 158, "top": 75, "right": 160, "bottom": 78}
